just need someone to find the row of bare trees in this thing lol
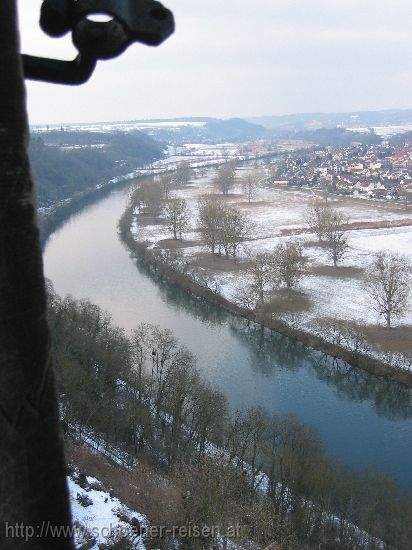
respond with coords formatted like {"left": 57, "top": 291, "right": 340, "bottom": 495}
{"left": 215, "top": 162, "right": 264, "bottom": 202}
{"left": 133, "top": 161, "right": 194, "bottom": 215}
{"left": 49, "top": 291, "right": 226, "bottom": 467}
{"left": 133, "top": 179, "right": 164, "bottom": 217}
{"left": 49, "top": 290, "right": 412, "bottom": 549}
{"left": 132, "top": 161, "right": 265, "bottom": 251}
{"left": 131, "top": 173, "right": 192, "bottom": 244}
{"left": 245, "top": 242, "right": 308, "bottom": 306}
{"left": 131, "top": 176, "right": 252, "bottom": 257}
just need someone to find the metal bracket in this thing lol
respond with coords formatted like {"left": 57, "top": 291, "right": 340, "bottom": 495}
{"left": 22, "top": 0, "right": 175, "bottom": 85}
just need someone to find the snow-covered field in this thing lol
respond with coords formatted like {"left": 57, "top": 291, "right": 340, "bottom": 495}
{"left": 134, "top": 170, "right": 412, "bottom": 338}
{"left": 303, "top": 226, "right": 411, "bottom": 322}
{"left": 347, "top": 124, "right": 412, "bottom": 137}
{"left": 32, "top": 119, "right": 208, "bottom": 134}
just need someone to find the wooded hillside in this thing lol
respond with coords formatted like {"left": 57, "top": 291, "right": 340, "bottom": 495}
{"left": 30, "top": 130, "right": 164, "bottom": 207}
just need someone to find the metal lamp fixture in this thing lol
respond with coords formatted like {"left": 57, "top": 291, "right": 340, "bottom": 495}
{"left": 22, "top": 0, "right": 175, "bottom": 85}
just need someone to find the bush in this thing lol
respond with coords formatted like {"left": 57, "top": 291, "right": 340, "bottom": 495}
{"left": 77, "top": 492, "right": 93, "bottom": 507}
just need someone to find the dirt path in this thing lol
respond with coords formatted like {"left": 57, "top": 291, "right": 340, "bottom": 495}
{"left": 281, "top": 218, "right": 412, "bottom": 236}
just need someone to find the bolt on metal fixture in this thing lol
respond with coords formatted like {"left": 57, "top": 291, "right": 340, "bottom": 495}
{"left": 22, "top": 0, "right": 175, "bottom": 85}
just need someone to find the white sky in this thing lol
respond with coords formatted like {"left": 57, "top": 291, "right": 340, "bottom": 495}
{"left": 18, "top": 0, "right": 412, "bottom": 125}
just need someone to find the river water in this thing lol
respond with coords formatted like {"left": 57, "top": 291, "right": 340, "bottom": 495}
{"left": 43, "top": 185, "right": 412, "bottom": 490}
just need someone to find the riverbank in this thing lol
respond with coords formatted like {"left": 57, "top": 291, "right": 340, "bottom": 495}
{"left": 119, "top": 199, "right": 412, "bottom": 389}
{"left": 38, "top": 177, "right": 134, "bottom": 248}
{"left": 37, "top": 153, "right": 259, "bottom": 248}
{"left": 43, "top": 169, "right": 412, "bottom": 489}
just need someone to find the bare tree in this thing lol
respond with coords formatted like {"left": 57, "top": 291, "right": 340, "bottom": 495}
{"left": 324, "top": 211, "right": 350, "bottom": 267}
{"left": 273, "top": 241, "right": 308, "bottom": 289}
{"left": 320, "top": 176, "right": 330, "bottom": 202}
{"left": 215, "top": 162, "right": 236, "bottom": 195}
{"left": 198, "top": 195, "right": 249, "bottom": 259}
{"left": 130, "top": 322, "right": 152, "bottom": 402}
{"left": 134, "top": 180, "right": 163, "bottom": 217}
{"left": 242, "top": 168, "right": 262, "bottom": 203}
{"left": 306, "top": 203, "right": 350, "bottom": 267}
{"left": 159, "top": 172, "right": 174, "bottom": 199}
{"left": 397, "top": 185, "right": 412, "bottom": 211}
{"left": 226, "top": 407, "right": 268, "bottom": 483}
{"left": 174, "top": 160, "right": 193, "bottom": 187}
{"left": 197, "top": 194, "right": 225, "bottom": 255}
{"left": 188, "top": 381, "right": 228, "bottom": 457}
{"left": 305, "top": 201, "right": 332, "bottom": 242}
{"left": 248, "top": 252, "right": 277, "bottom": 304}
{"left": 218, "top": 206, "right": 249, "bottom": 259}
{"left": 364, "top": 252, "right": 411, "bottom": 328}
{"left": 164, "top": 196, "right": 190, "bottom": 240}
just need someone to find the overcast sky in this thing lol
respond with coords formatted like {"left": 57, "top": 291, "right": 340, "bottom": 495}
{"left": 18, "top": 0, "right": 412, "bottom": 125}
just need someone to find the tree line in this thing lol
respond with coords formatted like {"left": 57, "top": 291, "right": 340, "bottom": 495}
{"left": 131, "top": 163, "right": 252, "bottom": 260}
{"left": 48, "top": 285, "right": 412, "bottom": 549}
{"left": 30, "top": 130, "right": 164, "bottom": 207}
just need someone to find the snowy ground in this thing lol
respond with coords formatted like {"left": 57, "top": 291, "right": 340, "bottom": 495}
{"left": 347, "top": 123, "right": 412, "bottom": 137}
{"left": 32, "top": 120, "right": 208, "bottom": 133}
{"left": 300, "top": 226, "right": 412, "bottom": 324}
{"left": 131, "top": 167, "right": 412, "bottom": 365}
{"left": 68, "top": 471, "right": 146, "bottom": 549}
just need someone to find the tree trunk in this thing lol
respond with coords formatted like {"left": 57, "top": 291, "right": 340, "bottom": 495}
{"left": 386, "top": 311, "right": 391, "bottom": 329}
{"left": 259, "top": 282, "right": 264, "bottom": 304}
{"left": 0, "top": 3, "right": 73, "bottom": 548}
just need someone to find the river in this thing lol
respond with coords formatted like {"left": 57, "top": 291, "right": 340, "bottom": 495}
{"left": 43, "top": 185, "right": 412, "bottom": 490}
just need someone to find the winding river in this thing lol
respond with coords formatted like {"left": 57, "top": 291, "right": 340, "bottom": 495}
{"left": 44, "top": 185, "right": 412, "bottom": 490}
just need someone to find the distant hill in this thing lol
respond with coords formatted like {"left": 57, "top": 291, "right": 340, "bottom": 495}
{"left": 292, "top": 127, "right": 382, "bottom": 147}
{"left": 248, "top": 109, "right": 412, "bottom": 132}
{"left": 126, "top": 117, "right": 216, "bottom": 124}
{"left": 390, "top": 130, "right": 412, "bottom": 146}
{"left": 201, "top": 118, "right": 266, "bottom": 140}
{"left": 137, "top": 117, "right": 267, "bottom": 144}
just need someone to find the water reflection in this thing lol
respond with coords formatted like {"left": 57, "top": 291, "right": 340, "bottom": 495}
{"left": 229, "top": 319, "right": 309, "bottom": 374}
{"left": 311, "top": 355, "right": 412, "bottom": 420}
{"left": 228, "top": 320, "right": 412, "bottom": 420}
{"left": 130, "top": 256, "right": 229, "bottom": 327}
{"left": 128, "top": 252, "right": 412, "bottom": 421}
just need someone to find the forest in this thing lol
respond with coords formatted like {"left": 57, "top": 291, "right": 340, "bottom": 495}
{"left": 48, "top": 285, "right": 412, "bottom": 550}
{"left": 29, "top": 130, "right": 164, "bottom": 207}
